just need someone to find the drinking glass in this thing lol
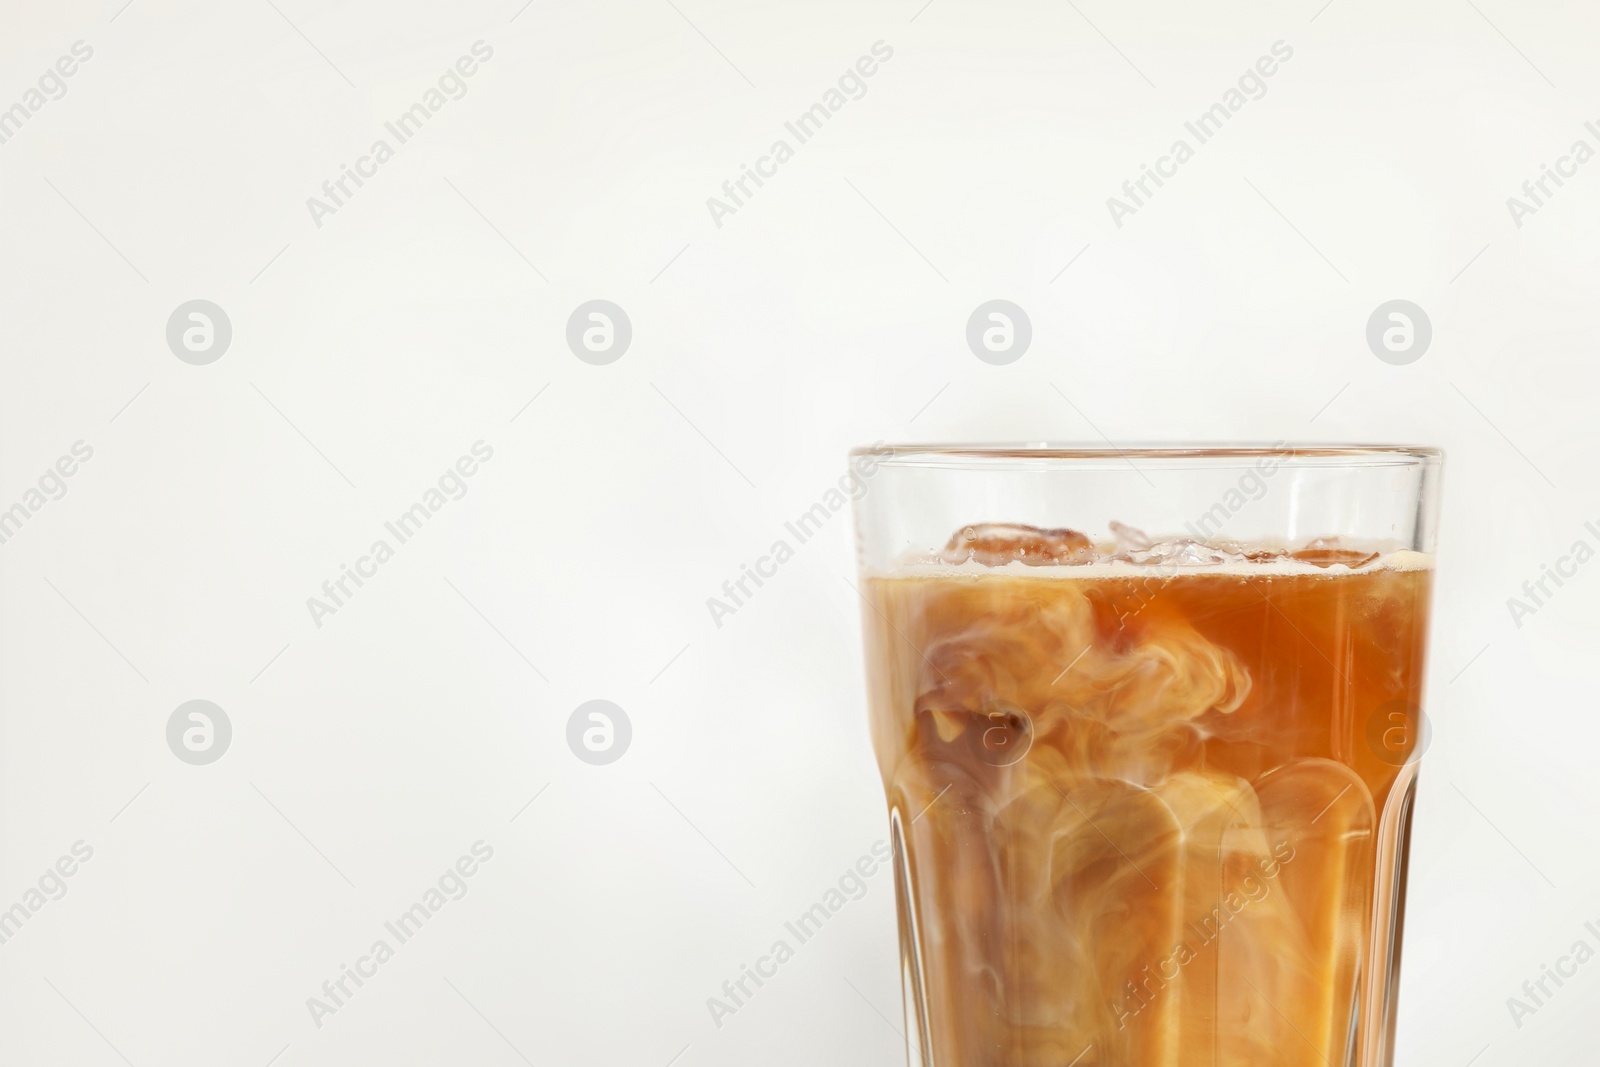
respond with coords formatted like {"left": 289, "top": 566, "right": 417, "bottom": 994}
{"left": 851, "top": 445, "right": 1441, "bottom": 1067}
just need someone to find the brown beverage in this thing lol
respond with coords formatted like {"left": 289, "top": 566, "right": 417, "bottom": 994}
{"left": 861, "top": 523, "right": 1432, "bottom": 1067}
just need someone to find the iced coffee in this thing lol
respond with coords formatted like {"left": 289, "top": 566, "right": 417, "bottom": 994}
{"left": 859, "top": 521, "right": 1432, "bottom": 1067}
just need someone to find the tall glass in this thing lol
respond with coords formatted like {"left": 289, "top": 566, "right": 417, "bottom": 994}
{"left": 851, "top": 446, "right": 1441, "bottom": 1067}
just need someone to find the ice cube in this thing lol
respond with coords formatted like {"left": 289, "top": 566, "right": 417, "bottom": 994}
{"left": 939, "top": 523, "right": 1094, "bottom": 566}
{"left": 1211, "top": 540, "right": 1289, "bottom": 563}
{"left": 1120, "top": 539, "right": 1235, "bottom": 566}
{"left": 1109, "top": 520, "right": 1153, "bottom": 553}
{"left": 1291, "top": 538, "right": 1380, "bottom": 569}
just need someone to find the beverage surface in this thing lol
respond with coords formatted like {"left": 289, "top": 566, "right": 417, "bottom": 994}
{"left": 861, "top": 524, "right": 1432, "bottom": 1067}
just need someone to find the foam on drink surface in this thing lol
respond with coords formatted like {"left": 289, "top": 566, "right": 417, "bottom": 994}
{"left": 874, "top": 521, "right": 1433, "bottom": 579}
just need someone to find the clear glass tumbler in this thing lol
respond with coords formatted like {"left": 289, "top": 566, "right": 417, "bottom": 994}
{"left": 851, "top": 445, "right": 1441, "bottom": 1067}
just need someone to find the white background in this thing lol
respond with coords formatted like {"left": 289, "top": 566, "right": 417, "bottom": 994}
{"left": 1, "top": 1, "right": 1597, "bottom": 1065}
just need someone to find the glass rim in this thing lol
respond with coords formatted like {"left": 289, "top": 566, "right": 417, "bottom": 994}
{"left": 850, "top": 442, "right": 1443, "bottom": 469}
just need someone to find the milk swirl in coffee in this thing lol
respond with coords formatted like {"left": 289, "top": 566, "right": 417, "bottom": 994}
{"left": 860, "top": 523, "right": 1431, "bottom": 1067}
